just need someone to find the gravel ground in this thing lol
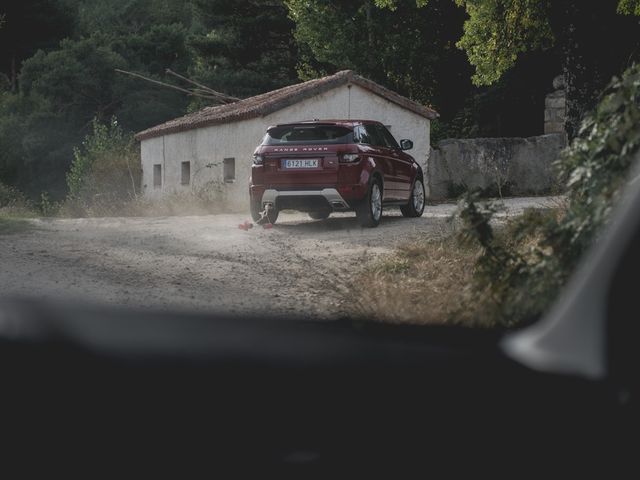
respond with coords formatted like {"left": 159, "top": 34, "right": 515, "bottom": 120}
{"left": 0, "top": 196, "right": 563, "bottom": 320}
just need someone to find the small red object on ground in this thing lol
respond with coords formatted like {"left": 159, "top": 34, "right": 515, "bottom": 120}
{"left": 263, "top": 223, "right": 273, "bottom": 229}
{"left": 238, "top": 220, "right": 254, "bottom": 231}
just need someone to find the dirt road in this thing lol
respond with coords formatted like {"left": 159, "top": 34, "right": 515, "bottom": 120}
{"left": 0, "top": 197, "right": 561, "bottom": 319}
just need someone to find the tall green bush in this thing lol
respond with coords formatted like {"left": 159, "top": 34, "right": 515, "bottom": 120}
{"left": 65, "top": 117, "right": 140, "bottom": 216}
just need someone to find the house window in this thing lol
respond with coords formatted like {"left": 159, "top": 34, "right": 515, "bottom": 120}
{"left": 181, "top": 161, "right": 191, "bottom": 185}
{"left": 153, "top": 164, "right": 162, "bottom": 188}
{"left": 223, "top": 158, "right": 235, "bottom": 183}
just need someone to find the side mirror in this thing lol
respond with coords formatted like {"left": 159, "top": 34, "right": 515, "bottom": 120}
{"left": 400, "top": 139, "right": 413, "bottom": 151}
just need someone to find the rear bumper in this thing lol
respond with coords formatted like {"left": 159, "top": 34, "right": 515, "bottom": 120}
{"left": 259, "top": 188, "right": 352, "bottom": 211}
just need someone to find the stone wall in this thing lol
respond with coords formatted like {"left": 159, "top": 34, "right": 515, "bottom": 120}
{"left": 427, "top": 134, "right": 567, "bottom": 200}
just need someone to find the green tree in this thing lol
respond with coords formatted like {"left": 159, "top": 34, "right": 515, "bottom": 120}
{"left": 375, "top": 0, "right": 640, "bottom": 137}
{"left": 12, "top": 35, "right": 128, "bottom": 196}
{"left": 72, "top": 0, "right": 196, "bottom": 36}
{"left": 0, "top": 1, "right": 76, "bottom": 92}
{"left": 20, "top": 35, "right": 127, "bottom": 123}
{"left": 1, "top": 1, "right": 196, "bottom": 199}
{"left": 285, "top": 0, "right": 471, "bottom": 119}
{"left": 0, "top": 92, "right": 44, "bottom": 186}
{"left": 618, "top": 0, "right": 640, "bottom": 15}
{"left": 189, "top": 0, "right": 299, "bottom": 98}
{"left": 0, "top": 90, "right": 81, "bottom": 198}
{"left": 450, "top": 0, "right": 553, "bottom": 87}
{"left": 67, "top": 0, "right": 196, "bottom": 132}
{"left": 110, "top": 23, "right": 194, "bottom": 132}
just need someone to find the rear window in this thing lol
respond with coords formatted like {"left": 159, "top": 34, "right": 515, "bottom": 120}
{"left": 263, "top": 125, "right": 353, "bottom": 145}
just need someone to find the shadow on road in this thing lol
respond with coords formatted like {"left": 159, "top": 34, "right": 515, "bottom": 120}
{"left": 274, "top": 214, "right": 407, "bottom": 233}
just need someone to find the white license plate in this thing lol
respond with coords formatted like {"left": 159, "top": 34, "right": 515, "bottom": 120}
{"left": 283, "top": 159, "right": 319, "bottom": 169}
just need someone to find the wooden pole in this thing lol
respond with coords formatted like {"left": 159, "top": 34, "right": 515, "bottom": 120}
{"left": 115, "top": 69, "right": 228, "bottom": 103}
{"left": 165, "top": 69, "right": 240, "bottom": 103}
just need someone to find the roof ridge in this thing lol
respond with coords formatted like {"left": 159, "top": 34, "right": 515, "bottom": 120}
{"left": 135, "top": 70, "right": 438, "bottom": 141}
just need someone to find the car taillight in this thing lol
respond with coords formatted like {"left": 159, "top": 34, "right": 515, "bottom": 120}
{"left": 253, "top": 154, "right": 264, "bottom": 165}
{"left": 340, "top": 153, "right": 359, "bottom": 163}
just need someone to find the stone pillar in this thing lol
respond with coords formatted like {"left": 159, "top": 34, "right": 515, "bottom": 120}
{"left": 544, "top": 75, "right": 567, "bottom": 135}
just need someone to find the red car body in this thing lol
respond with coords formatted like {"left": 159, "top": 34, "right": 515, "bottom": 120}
{"left": 249, "top": 120, "right": 425, "bottom": 227}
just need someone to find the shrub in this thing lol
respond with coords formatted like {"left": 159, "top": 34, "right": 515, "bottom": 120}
{"left": 457, "top": 63, "right": 640, "bottom": 327}
{"left": 0, "top": 182, "right": 28, "bottom": 209}
{"left": 64, "top": 117, "right": 141, "bottom": 216}
{"left": 457, "top": 195, "right": 566, "bottom": 327}
{"left": 555, "top": 62, "right": 640, "bottom": 265}
{"left": 38, "top": 192, "right": 59, "bottom": 217}
{"left": 0, "top": 181, "right": 38, "bottom": 216}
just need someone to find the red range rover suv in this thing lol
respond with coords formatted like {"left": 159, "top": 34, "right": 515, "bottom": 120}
{"left": 249, "top": 120, "right": 425, "bottom": 227}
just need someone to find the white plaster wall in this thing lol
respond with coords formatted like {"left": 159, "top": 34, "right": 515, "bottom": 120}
{"left": 140, "top": 83, "right": 431, "bottom": 210}
{"left": 141, "top": 136, "right": 165, "bottom": 195}
{"left": 141, "top": 118, "right": 266, "bottom": 209}
{"left": 187, "top": 119, "right": 266, "bottom": 208}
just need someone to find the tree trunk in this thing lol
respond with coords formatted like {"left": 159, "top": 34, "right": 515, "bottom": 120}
{"left": 365, "top": 1, "right": 374, "bottom": 47}
{"left": 549, "top": 0, "right": 587, "bottom": 139}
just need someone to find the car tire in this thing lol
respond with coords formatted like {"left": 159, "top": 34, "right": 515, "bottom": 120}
{"left": 400, "top": 178, "right": 425, "bottom": 218}
{"left": 308, "top": 209, "right": 331, "bottom": 220}
{"left": 266, "top": 208, "right": 279, "bottom": 224}
{"left": 356, "top": 178, "right": 383, "bottom": 228}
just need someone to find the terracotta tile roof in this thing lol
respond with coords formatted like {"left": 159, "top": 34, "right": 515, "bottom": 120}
{"left": 135, "top": 70, "right": 439, "bottom": 141}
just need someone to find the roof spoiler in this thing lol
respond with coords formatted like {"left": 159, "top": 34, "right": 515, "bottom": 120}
{"left": 271, "top": 123, "right": 340, "bottom": 129}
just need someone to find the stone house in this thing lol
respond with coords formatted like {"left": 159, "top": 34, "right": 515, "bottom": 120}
{"left": 135, "top": 70, "right": 438, "bottom": 209}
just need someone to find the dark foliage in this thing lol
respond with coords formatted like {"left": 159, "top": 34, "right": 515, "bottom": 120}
{"left": 549, "top": 0, "right": 640, "bottom": 138}
{"left": 189, "top": 0, "right": 299, "bottom": 98}
{"left": 0, "top": 0, "right": 76, "bottom": 91}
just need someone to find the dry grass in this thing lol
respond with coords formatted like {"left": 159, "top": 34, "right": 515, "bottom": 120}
{"left": 1, "top": 189, "right": 244, "bottom": 220}
{"left": 345, "top": 236, "right": 492, "bottom": 327}
{"left": 346, "top": 205, "right": 567, "bottom": 328}
{"left": 58, "top": 191, "right": 243, "bottom": 218}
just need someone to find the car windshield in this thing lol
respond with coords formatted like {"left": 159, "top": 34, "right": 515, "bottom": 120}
{"left": 0, "top": 0, "right": 639, "bottom": 333}
{"left": 264, "top": 125, "right": 353, "bottom": 145}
